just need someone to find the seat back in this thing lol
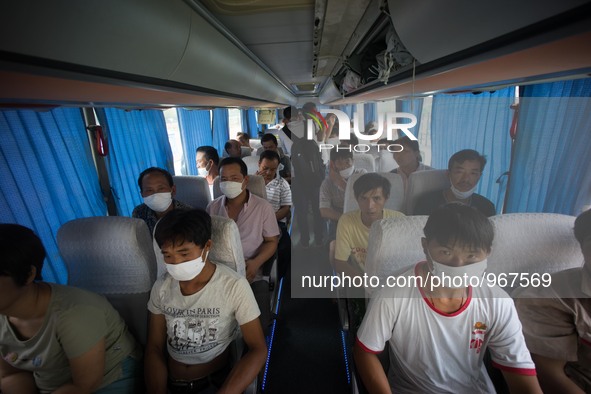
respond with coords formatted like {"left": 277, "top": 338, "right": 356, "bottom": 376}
{"left": 57, "top": 217, "right": 157, "bottom": 345}
{"left": 376, "top": 150, "right": 397, "bottom": 173}
{"left": 488, "top": 213, "right": 583, "bottom": 294}
{"left": 242, "top": 156, "right": 260, "bottom": 175}
{"left": 353, "top": 153, "right": 376, "bottom": 172}
{"left": 343, "top": 172, "right": 405, "bottom": 213}
{"left": 406, "top": 169, "right": 450, "bottom": 214}
{"left": 213, "top": 174, "right": 267, "bottom": 199}
{"left": 209, "top": 215, "right": 246, "bottom": 277}
{"left": 365, "top": 216, "right": 428, "bottom": 296}
{"left": 173, "top": 175, "right": 212, "bottom": 210}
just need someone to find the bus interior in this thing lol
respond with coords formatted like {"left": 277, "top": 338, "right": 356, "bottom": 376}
{"left": 1, "top": 0, "right": 591, "bottom": 393}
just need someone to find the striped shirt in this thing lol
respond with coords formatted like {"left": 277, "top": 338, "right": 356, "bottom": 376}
{"left": 265, "top": 177, "right": 292, "bottom": 223}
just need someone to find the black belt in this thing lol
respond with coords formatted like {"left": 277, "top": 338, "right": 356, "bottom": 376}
{"left": 167, "top": 363, "right": 231, "bottom": 394}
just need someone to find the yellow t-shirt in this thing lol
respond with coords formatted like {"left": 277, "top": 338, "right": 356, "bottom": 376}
{"left": 335, "top": 209, "right": 405, "bottom": 271}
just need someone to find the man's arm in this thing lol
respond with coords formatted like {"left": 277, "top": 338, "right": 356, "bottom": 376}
{"left": 246, "top": 235, "right": 279, "bottom": 283}
{"left": 0, "top": 357, "right": 38, "bottom": 394}
{"left": 144, "top": 312, "right": 169, "bottom": 394}
{"left": 218, "top": 319, "right": 267, "bottom": 394}
{"left": 530, "top": 354, "right": 584, "bottom": 393}
{"left": 320, "top": 207, "right": 342, "bottom": 222}
{"left": 353, "top": 342, "right": 391, "bottom": 394}
{"left": 502, "top": 370, "right": 543, "bottom": 394}
{"left": 275, "top": 205, "right": 290, "bottom": 222}
{"left": 53, "top": 338, "right": 107, "bottom": 394}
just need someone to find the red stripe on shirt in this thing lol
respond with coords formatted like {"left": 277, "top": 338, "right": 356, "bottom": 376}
{"left": 492, "top": 361, "right": 537, "bottom": 376}
{"left": 581, "top": 338, "right": 591, "bottom": 347}
{"left": 355, "top": 337, "right": 382, "bottom": 354}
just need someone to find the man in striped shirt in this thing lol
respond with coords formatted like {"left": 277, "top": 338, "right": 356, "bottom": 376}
{"left": 257, "top": 150, "right": 292, "bottom": 279}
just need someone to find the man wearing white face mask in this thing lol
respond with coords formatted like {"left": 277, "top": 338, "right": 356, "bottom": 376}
{"left": 206, "top": 157, "right": 280, "bottom": 333}
{"left": 146, "top": 209, "right": 266, "bottom": 394}
{"left": 195, "top": 146, "right": 220, "bottom": 199}
{"left": 413, "top": 149, "right": 496, "bottom": 217}
{"left": 132, "top": 167, "right": 192, "bottom": 235}
{"left": 319, "top": 147, "right": 367, "bottom": 240}
{"left": 354, "top": 204, "right": 542, "bottom": 393}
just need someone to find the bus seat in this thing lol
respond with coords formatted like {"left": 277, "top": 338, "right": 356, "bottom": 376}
{"left": 405, "top": 169, "right": 450, "bottom": 214}
{"left": 57, "top": 217, "right": 157, "bottom": 346}
{"left": 376, "top": 150, "right": 397, "bottom": 173}
{"left": 173, "top": 175, "right": 212, "bottom": 210}
{"left": 353, "top": 153, "right": 376, "bottom": 172}
{"left": 365, "top": 216, "right": 428, "bottom": 297}
{"left": 242, "top": 156, "right": 260, "bottom": 175}
{"left": 241, "top": 146, "right": 253, "bottom": 158}
{"left": 488, "top": 213, "right": 584, "bottom": 294}
{"left": 213, "top": 175, "right": 267, "bottom": 200}
{"left": 343, "top": 172, "right": 405, "bottom": 214}
{"left": 209, "top": 215, "right": 246, "bottom": 277}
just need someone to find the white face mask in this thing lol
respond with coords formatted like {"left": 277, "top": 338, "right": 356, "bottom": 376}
{"left": 429, "top": 251, "right": 487, "bottom": 288}
{"left": 143, "top": 192, "right": 172, "bottom": 213}
{"left": 339, "top": 165, "right": 355, "bottom": 180}
{"left": 197, "top": 161, "right": 211, "bottom": 177}
{"left": 450, "top": 184, "right": 477, "bottom": 200}
{"left": 219, "top": 180, "right": 244, "bottom": 199}
{"left": 166, "top": 249, "right": 209, "bottom": 281}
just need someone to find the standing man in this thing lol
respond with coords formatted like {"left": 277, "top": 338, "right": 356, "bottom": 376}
{"left": 413, "top": 149, "right": 496, "bottom": 217}
{"left": 206, "top": 157, "right": 280, "bottom": 333}
{"left": 132, "top": 167, "right": 192, "bottom": 235}
{"left": 196, "top": 146, "right": 220, "bottom": 199}
{"left": 257, "top": 150, "right": 292, "bottom": 279}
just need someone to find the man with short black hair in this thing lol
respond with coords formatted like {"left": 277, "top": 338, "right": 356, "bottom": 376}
{"left": 390, "top": 136, "right": 433, "bottom": 190}
{"left": 196, "top": 146, "right": 220, "bottom": 199}
{"left": 206, "top": 157, "right": 280, "bottom": 332}
{"left": 354, "top": 204, "right": 541, "bottom": 393}
{"left": 413, "top": 149, "right": 495, "bottom": 217}
{"left": 224, "top": 140, "right": 242, "bottom": 159}
{"left": 260, "top": 133, "right": 292, "bottom": 183}
{"left": 132, "top": 167, "right": 192, "bottom": 235}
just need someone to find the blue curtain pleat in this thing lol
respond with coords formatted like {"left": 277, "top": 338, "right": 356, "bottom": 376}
{"left": 505, "top": 79, "right": 591, "bottom": 214}
{"left": 430, "top": 88, "right": 515, "bottom": 212}
{"left": 212, "top": 108, "right": 229, "bottom": 156}
{"left": 364, "top": 102, "right": 377, "bottom": 126}
{"left": 96, "top": 108, "right": 173, "bottom": 217}
{"left": 0, "top": 108, "right": 105, "bottom": 284}
{"left": 177, "top": 109, "right": 212, "bottom": 175}
{"left": 240, "top": 109, "right": 259, "bottom": 138}
{"left": 398, "top": 98, "right": 424, "bottom": 138}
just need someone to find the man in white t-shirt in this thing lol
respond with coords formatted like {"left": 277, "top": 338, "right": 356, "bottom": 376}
{"left": 145, "top": 209, "right": 266, "bottom": 394}
{"left": 354, "top": 204, "right": 542, "bottom": 393}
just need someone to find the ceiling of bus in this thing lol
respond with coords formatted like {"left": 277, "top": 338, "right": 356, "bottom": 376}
{"left": 0, "top": 0, "right": 590, "bottom": 108}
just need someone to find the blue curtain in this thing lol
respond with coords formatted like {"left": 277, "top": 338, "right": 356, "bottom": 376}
{"left": 398, "top": 98, "right": 424, "bottom": 138}
{"left": 96, "top": 108, "right": 173, "bottom": 217}
{"left": 430, "top": 88, "right": 515, "bottom": 212}
{"left": 177, "top": 109, "right": 212, "bottom": 175}
{"left": 364, "top": 102, "right": 377, "bottom": 126}
{"left": 339, "top": 104, "right": 355, "bottom": 118}
{"left": 240, "top": 109, "right": 259, "bottom": 139}
{"left": 212, "top": 108, "right": 229, "bottom": 157}
{"left": 505, "top": 79, "right": 591, "bottom": 214}
{"left": 0, "top": 108, "right": 105, "bottom": 284}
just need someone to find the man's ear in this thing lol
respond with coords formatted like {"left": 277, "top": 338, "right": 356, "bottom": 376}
{"left": 171, "top": 185, "right": 177, "bottom": 198}
{"left": 26, "top": 266, "right": 37, "bottom": 285}
{"left": 243, "top": 175, "right": 249, "bottom": 188}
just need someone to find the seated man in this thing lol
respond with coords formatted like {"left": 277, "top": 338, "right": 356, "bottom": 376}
{"left": 236, "top": 132, "right": 254, "bottom": 155}
{"left": 0, "top": 224, "right": 141, "bottom": 393}
{"left": 334, "top": 173, "right": 404, "bottom": 278}
{"left": 196, "top": 145, "right": 220, "bottom": 199}
{"left": 259, "top": 133, "right": 292, "bottom": 183}
{"left": 132, "top": 167, "right": 192, "bottom": 235}
{"left": 354, "top": 204, "right": 542, "bottom": 393}
{"left": 320, "top": 147, "right": 367, "bottom": 240}
{"left": 224, "top": 140, "right": 242, "bottom": 159}
{"left": 257, "top": 150, "right": 292, "bottom": 279}
{"left": 413, "top": 149, "right": 496, "bottom": 217}
{"left": 515, "top": 209, "right": 591, "bottom": 393}
{"left": 146, "top": 209, "right": 266, "bottom": 394}
{"left": 206, "top": 157, "right": 280, "bottom": 332}
{"left": 390, "top": 136, "right": 433, "bottom": 190}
